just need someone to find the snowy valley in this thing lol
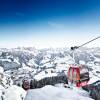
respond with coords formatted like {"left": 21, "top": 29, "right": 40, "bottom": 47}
{"left": 0, "top": 47, "right": 100, "bottom": 100}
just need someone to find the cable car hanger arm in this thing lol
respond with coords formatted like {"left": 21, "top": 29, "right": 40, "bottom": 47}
{"left": 71, "top": 36, "right": 100, "bottom": 50}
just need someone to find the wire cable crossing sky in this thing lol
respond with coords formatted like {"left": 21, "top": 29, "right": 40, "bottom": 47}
{"left": 0, "top": 0, "right": 100, "bottom": 48}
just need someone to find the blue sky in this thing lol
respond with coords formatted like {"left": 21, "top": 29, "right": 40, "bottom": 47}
{"left": 0, "top": 0, "right": 100, "bottom": 48}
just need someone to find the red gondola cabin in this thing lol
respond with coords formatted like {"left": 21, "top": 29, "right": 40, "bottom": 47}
{"left": 67, "top": 65, "right": 90, "bottom": 87}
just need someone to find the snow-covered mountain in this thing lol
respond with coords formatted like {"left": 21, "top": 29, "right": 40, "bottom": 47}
{"left": 0, "top": 47, "right": 99, "bottom": 100}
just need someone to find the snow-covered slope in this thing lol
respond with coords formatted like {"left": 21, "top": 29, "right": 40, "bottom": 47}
{"left": 0, "top": 47, "right": 100, "bottom": 100}
{"left": 4, "top": 85, "right": 26, "bottom": 100}
{"left": 25, "top": 85, "right": 93, "bottom": 100}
